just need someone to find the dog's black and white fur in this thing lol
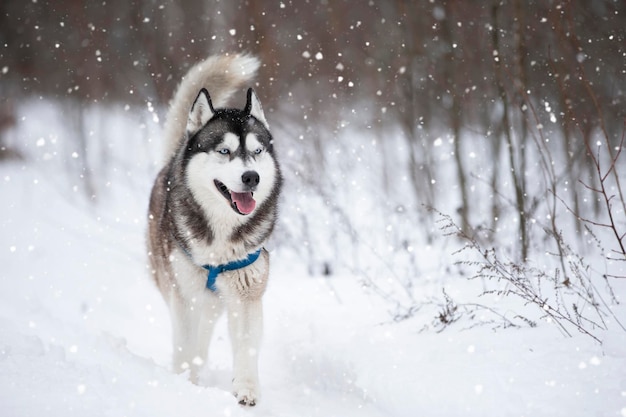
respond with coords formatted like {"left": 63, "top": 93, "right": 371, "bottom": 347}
{"left": 147, "top": 54, "right": 282, "bottom": 406}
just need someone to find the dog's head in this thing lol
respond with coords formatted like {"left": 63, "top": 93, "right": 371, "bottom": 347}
{"left": 183, "top": 88, "right": 280, "bottom": 217}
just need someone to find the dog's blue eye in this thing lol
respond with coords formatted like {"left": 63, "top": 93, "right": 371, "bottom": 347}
{"left": 218, "top": 149, "right": 230, "bottom": 155}
{"left": 254, "top": 148, "right": 263, "bottom": 155}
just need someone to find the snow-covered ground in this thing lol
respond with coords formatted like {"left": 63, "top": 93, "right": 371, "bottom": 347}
{"left": 1, "top": 102, "right": 626, "bottom": 416}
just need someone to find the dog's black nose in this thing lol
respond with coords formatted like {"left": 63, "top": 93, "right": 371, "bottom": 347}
{"left": 242, "top": 171, "right": 260, "bottom": 188}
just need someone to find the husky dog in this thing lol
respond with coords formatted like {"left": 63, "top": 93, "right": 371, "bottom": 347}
{"left": 147, "top": 54, "right": 282, "bottom": 406}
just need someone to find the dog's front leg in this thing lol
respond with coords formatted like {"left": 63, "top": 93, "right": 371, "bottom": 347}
{"left": 170, "top": 293, "right": 219, "bottom": 384}
{"left": 227, "top": 296, "right": 263, "bottom": 406}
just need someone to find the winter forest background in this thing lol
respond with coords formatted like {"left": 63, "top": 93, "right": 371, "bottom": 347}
{"left": 1, "top": 1, "right": 626, "bottom": 416}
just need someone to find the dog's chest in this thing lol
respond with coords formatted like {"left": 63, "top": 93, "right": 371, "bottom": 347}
{"left": 179, "top": 213, "right": 251, "bottom": 265}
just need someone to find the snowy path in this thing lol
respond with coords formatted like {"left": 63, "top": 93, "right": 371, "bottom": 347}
{"left": 2, "top": 163, "right": 626, "bottom": 417}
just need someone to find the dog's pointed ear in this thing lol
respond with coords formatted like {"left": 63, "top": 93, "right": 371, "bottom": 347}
{"left": 187, "top": 88, "right": 214, "bottom": 136}
{"left": 244, "top": 88, "right": 269, "bottom": 130}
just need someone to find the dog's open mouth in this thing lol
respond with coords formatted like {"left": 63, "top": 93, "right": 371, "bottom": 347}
{"left": 214, "top": 180, "right": 256, "bottom": 215}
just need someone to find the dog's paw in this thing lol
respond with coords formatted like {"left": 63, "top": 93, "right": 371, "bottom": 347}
{"left": 233, "top": 379, "right": 259, "bottom": 406}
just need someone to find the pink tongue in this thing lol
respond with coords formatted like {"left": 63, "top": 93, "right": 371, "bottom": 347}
{"left": 231, "top": 191, "right": 256, "bottom": 214}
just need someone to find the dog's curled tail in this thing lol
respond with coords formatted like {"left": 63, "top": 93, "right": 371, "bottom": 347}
{"left": 162, "top": 53, "right": 260, "bottom": 162}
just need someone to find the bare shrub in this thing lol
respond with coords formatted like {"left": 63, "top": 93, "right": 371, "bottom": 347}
{"left": 433, "top": 207, "right": 624, "bottom": 343}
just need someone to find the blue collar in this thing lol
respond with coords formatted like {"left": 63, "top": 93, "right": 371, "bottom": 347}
{"left": 202, "top": 249, "right": 262, "bottom": 292}
{"left": 173, "top": 236, "right": 262, "bottom": 292}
